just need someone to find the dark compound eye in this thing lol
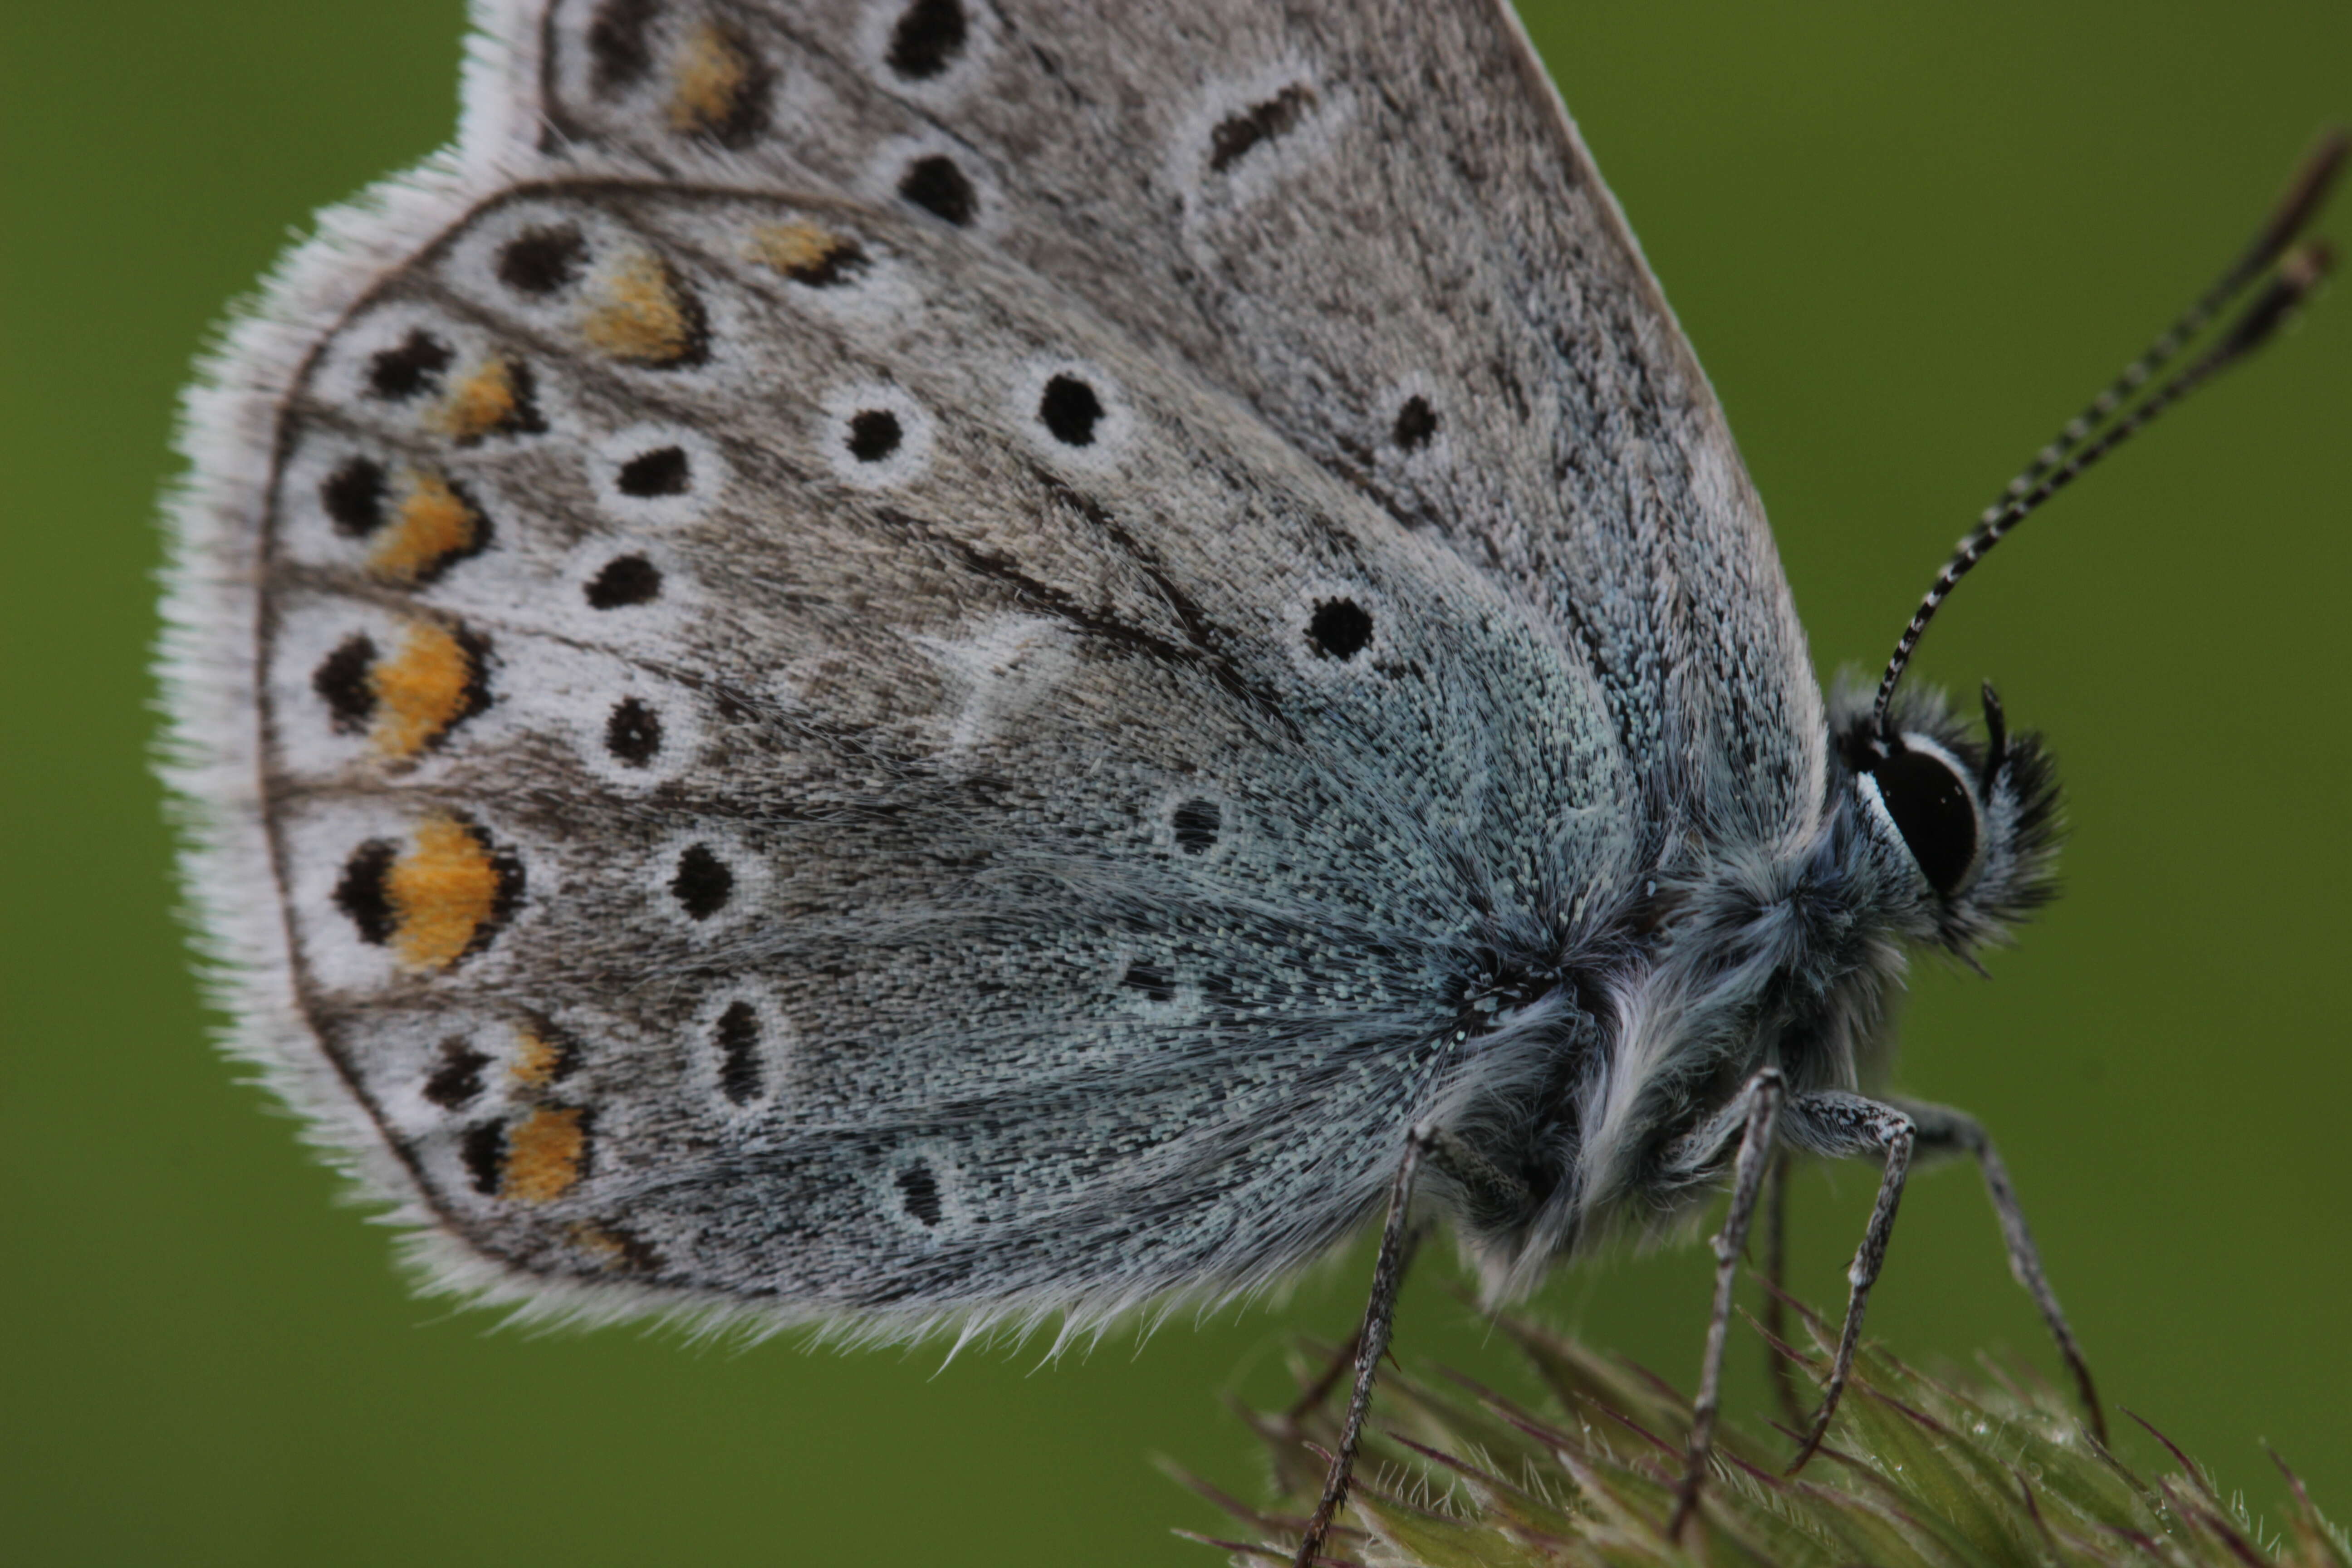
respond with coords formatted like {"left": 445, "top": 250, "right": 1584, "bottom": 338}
{"left": 1873, "top": 744, "right": 1979, "bottom": 896}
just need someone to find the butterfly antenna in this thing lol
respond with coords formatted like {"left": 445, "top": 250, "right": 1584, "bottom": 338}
{"left": 1869, "top": 129, "right": 2345, "bottom": 740}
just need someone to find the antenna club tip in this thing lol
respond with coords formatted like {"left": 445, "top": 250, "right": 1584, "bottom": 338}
{"left": 2258, "top": 130, "right": 2348, "bottom": 265}
{"left": 2288, "top": 239, "right": 2337, "bottom": 287}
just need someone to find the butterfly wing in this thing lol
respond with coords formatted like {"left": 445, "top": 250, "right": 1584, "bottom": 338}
{"left": 174, "top": 173, "right": 1635, "bottom": 1326}
{"left": 511, "top": 0, "right": 1826, "bottom": 833}
{"left": 163, "top": 0, "right": 1817, "bottom": 1331}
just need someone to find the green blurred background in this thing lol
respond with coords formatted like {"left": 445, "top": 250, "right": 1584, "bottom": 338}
{"left": 3, "top": 3, "right": 2345, "bottom": 1563}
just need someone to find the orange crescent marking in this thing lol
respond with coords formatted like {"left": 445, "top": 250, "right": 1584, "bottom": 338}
{"left": 369, "top": 621, "right": 476, "bottom": 759}
{"left": 368, "top": 471, "right": 479, "bottom": 584}
{"left": 386, "top": 814, "right": 500, "bottom": 970}
{"left": 502, "top": 1107, "right": 586, "bottom": 1205}
{"left": 583, "top": 252, "right": 696, "bottom": 365}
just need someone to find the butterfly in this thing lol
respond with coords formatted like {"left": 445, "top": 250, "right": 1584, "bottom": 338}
{"left": 157, "top": 0, "right": 2339, "bottom": 1555}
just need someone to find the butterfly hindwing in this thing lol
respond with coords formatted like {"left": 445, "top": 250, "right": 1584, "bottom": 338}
{"left": 248, "top": 179, "right": 1637, "bottom": 1321}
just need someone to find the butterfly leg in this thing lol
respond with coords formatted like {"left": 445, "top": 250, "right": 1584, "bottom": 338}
{"left": 1292, "top": 1126, "right": 1431, "bottom": 1568}
{"left": 1759, "top": 1150, "right": 1809, "bottom": 1426}
{"left": 1775, "top": 1091, "right": 1923, "bottom": 1471}
{"left": 1886, "top": 1097, "right": 2106, "bottom": 1446}
{"left": 1667, "top": 1065, "right": 1785, "bottom": 1538}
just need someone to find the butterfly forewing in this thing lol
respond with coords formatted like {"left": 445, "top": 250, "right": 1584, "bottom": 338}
{"left": 516, "top": 0, "right": 1823, "bottom": 831}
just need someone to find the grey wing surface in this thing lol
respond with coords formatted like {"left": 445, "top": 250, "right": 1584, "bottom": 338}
{"left": 515, "top": 0, "right": 1826, "bottom": 841}
{"left": 245, "top": 181, "right": 1633, "bottom": 1327}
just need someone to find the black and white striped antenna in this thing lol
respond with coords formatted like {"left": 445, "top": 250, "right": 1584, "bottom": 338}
{"left": 1867, "top": 128, "right": 2346, "bottom": 748}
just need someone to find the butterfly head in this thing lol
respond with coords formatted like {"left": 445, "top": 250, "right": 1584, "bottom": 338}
{"left": 1833, "top": 677, "right": 2061, "bottom": 957}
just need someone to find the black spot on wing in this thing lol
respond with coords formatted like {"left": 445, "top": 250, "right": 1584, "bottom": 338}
{"left": 586, "top": 0, "right": 657, "bottom": 94}
{"left": 1306, "top": 598, "right": 1373, "bottom": 661}
{"left": 1120, "top": 963, "right": 1176, "bottom": 1003}
{"left": 604, "top": 697, "right": 662, "bottom": 766}
{"left": 616, "top": 444, "right": 690, "bottom": 496}
{"left": 368, "top": 330, "right": 451, "bottom": 402}
{"left": 497, "top": 225, "right": 588, "bottom": 296}
{"left": 1038, "top": 375, "right": 1103, "bottom": 446}
{"left": 322, "top": 457, "right": 387, "bottom": 536}
{"left": 585, "top": 555, "right": 662, "bottom": 608}
{"left": 1392, "top": 395, "right": 1438, "bottom": 451}
{"left": 1209, "top": 84, "right": 1315, "bottom": 173}
{"left": 313, "top": 634, "right": 379, "bottom": 735}
{"left": 715, "top": 1000, "right": 762, "bottom": 1105}
{"left": 886, "top": 0, "right": 967, "bottom": 80}
{"left": 895, "top": 1161, "right": 944, "bottom": 1227}
{"left": 847, "top": 409, "right": 903, "bottom": 462}
{"left": 333, "top": 840, "right": 398, "bottom": 946}
{"left": 461, "top": 1120, "right": 506, "bottom": 1196}
{"left": 670, "top": 843, "right": 733, "bottom": 920}
{"left": 898, "top": 155, "right": 976, "bottom": 225}
{"left": 1172, "top": 799, "right": 1221, "bottom": 854}
{"left": 423, "top": 1039, "right": 490, "bottom": 1109}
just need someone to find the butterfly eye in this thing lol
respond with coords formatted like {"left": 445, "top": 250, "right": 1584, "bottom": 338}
{"left": 1872, "top": 741, "right": 1980, "bottom": 896}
